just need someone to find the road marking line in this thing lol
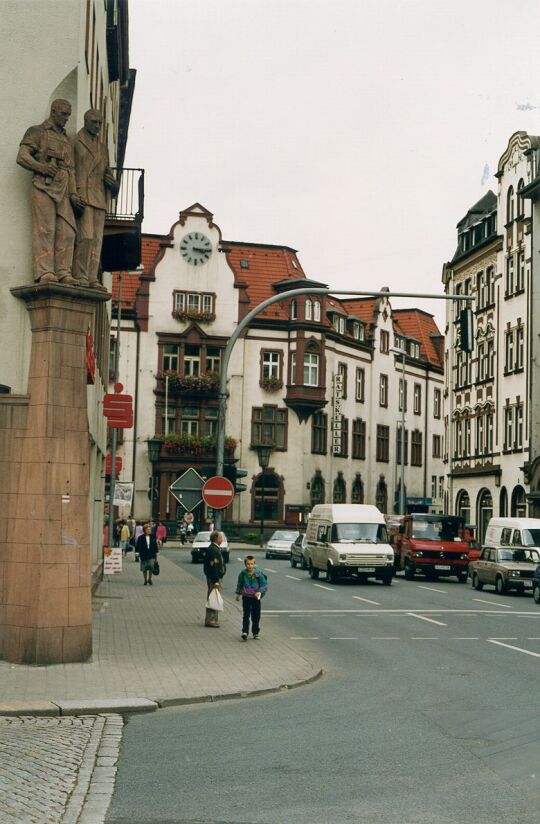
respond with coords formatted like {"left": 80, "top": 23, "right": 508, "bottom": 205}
{"left": 285, "top": 575, "right": 302, "bottom": 581}
{"left": 313, "top": 583, "right": 335, "bottom": 592}
{"left": 408, "top": 612, "right": 447, "bottom": 626}
{"left": 451, "top": 637, "right": 479, "bottom": 640}
{"left": 352, "top": 595, "right": 381, "bottom": 606}
{"left": 417, "top": 585, "right": 447, "bottom": 594}
{"left": 264, "top": 567, "right": 277, "bottom": 573}
{"left": 264, "top": 608, "right": 539, "bottom": 615}
{"left": 473, "top": 598, "right": 513, "bottom": 609}
{"left": 488, "top": 639, "right": 540, "bottom": 658}
{"left": 411, "top": 637, "right": 439, "bottom": 640}
{"left": 290, "top": 637, "right": 319, "bottom": 640}
{"left": 488, "top": 637, "right": 517, "bottom": 640}
{"left": 371, "top": 637, "right": 401, "bottom": 640}
{"left": 528, "top": 637, "right": 540, "bottom": 640}
{"left": 330, "top": 637, "right": 358, "bottom": 640}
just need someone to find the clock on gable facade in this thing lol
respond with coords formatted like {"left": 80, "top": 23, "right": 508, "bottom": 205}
{"left": 180, "top": 232, "right": 212, "bottom": 266}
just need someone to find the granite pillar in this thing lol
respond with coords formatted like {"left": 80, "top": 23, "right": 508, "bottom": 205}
{"left": 0, "top": 283, "right": 108, "bottom": 664}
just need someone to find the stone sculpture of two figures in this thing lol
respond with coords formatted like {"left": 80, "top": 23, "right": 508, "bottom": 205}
{"left": 16, "top": 99, "right": 119, "bottom": 290}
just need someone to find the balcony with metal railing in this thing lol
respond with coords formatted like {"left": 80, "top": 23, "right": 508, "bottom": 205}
{"left": 102, "top": 168, "right": 145, "bottom": 271}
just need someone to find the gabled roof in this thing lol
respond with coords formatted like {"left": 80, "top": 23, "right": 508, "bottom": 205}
{"left": 112, "top": 235, "right": 165, "bottom": 309}
{"left": 391, "top": 309, "right": 443, "bottom": 368}
{"left": 223, "top": 241, "right": 306, "bottom": 318}
{"left": 339, "top": 298, "right": 377, "bottom": 326}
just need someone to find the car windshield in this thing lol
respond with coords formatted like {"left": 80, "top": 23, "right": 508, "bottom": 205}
{"left": 194, "top": 532, "right": 210, "bottom": 542}
{"left": 270, "top": 531, "right": 299, "bottom": 541}
{"left": 410, "top": 516, "right": 463, "bottom": 541}
{"left": 499, "top": 548, "right": 540, "bottom": 563}
{"left": 522, "top": 529, "right": 540, "bottom": 547}
{"left": 331, "top": 523, "right": 389, "bottom": 543}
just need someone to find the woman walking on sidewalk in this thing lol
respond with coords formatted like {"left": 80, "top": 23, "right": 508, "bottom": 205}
{"left": 135, "top": 523, "right": 159, "bottom": 586}
{"left": 203, "top": 531, "right": 226, "bottom": 627}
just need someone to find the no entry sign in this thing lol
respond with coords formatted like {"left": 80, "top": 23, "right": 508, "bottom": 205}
{"left": 202, "top": 476, "right": 235, "bottom": 510}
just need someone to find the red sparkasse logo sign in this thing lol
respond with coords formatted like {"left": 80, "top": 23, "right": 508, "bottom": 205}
{"left": 104, "top": 382, "right": 134, "bottom": 429}
{"left": 202, "top": 476, "right": 235, "bottom": 510}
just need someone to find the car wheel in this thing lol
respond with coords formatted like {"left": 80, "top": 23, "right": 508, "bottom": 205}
{"left": 473, "top": 572, "right": 483, "bottom": 591}
{"left": 533, "top": 583, "right": 540, "bottom": 605}
{"left": 382, "top": 573, "right": 392, "bottom": 586}
{"left": 457, "top": 572, "right": 467, "bottom": 584}
{"left": 495, "top": 575, "right": 507, "bottom": 595}
{"left": 404, "top": 561, "right": 415, "bottom": 581}
{"left": 327, "top": 565, "right": 336, "bottom": 584}
{"left": 265, "top": 552, "right": 270, "bottom": 559}
{"left": 309, "top": 562, "right": 319, "bottom": 580}
{"left": 290, "top": 557, "right": 297, "bottom": 568}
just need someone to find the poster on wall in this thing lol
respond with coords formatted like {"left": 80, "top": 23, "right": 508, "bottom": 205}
{"left": 113, "top": 481, "right": 134, "bottom": 507}
{"left": 103, "top": 546, "right": 123, "bottom": 574}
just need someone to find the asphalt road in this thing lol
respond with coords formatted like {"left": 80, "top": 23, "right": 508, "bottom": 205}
{"left": 107, "top": 548, "right": 540, "bottom": 824}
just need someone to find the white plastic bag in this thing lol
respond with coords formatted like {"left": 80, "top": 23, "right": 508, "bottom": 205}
{"left": 206, "top": 587, "right": 224, "bottom": 611}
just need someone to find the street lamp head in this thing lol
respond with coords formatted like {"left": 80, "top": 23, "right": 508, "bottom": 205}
{"left": 255, "top": 443, "right": 273, "bottom": 470}
{"left": 147, "top": 437, "right": 162, "bottom": 463}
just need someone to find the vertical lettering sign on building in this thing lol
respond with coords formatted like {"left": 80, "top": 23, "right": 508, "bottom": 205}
{"left": 332, "top": 373, "right": 344, "bottom": 455}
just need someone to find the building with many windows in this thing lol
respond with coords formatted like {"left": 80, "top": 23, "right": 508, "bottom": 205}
{"left": 112, "top": 203, "right": 445, "bottom": 534}
{"left": 443, "top": 132, "right": 537, "bottom": 540}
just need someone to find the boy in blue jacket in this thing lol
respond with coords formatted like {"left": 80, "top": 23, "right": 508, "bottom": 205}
{"left": 235, "top": 555, "right": 268, "bottom": 640}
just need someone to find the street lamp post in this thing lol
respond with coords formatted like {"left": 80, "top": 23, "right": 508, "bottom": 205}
{"left": 390, "top": 348, "right": 406, "bottom": 516}
{"left": 255, "top": 443, "right": 273, "bottom": 548}
{"left": 147, "top": 437, "right": 162, "bottom": 519}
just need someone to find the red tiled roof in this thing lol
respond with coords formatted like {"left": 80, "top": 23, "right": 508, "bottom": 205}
{"left": 392, "top": 309, "right": 443, "bottom": 368}
{"left": 224, "top": 242, "right": 307, "bottom": 319}
{"left": 111, "top": 236, "right": 165, "bottom": 308}
{"left": 339, "top": 298, "right": 377, "bottom": 325}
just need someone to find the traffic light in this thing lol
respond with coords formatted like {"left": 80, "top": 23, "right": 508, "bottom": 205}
{"left": 459, "top": 307, "right": 474, "bottom": 353}
{"left": 235, "top": 467, "right": 248, "bottom": 493}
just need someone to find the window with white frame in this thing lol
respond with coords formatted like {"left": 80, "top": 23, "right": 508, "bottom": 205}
{"left": 431, "top": 476, "right": 437, "bottom": 500}
{"left": 202, "top": 294, "right": 213, "bottom": 313}
{"left": 355, "top": 367, "right": 365, "bottom": 402}
{"left": 477, "top": 270, "right": 486, "bottom": 310}
{"left": 262, "top": 351, "right": 281, "bottom": 379}
{"left": 163, "top": 344, "right": 179, "bottom": 372}
{"left": 334, "top": 315, "right": 345, "bottom": 334}
{"left": 313, "top": 300, "right": 321, "bottom": 322}
{"left": 380, "top": 330, "right": 389, "bottom": 354}
{"left": 203, "top": 407, "right": 218, "bottom": 436}
{"left": 161, "top": 408, "right": 176, "bottom": 435}
{"left": 516, "top": 250, "right": 525, "bottom": 292}
{"left": 174, "top": 292, "right": 185, "bottom": 312}
{"left": 399, "top": 378, "right": 407, "bottom": 412}
{"left": 486, "top": 413, "right": 494, "bottom": 453}
{"left": 464, "top": 418, "right": 471, "bottom": 456}
{"left": 486, "top": 339, "right": 494, "bottom": 379}
{"left": 438, "top": 476, "right": 444, "bottom": 499}
{"left": 205, "top": 346, "right": 221, "bottom": 374}
{"left": 290, "top": 300, "right": 297, "bottom": 320}
{"left": 507, "top": 186, "right": 514, "bottom": 223}
{"left": 477, "top": 342, "right": 486, "bottom": 382}
{"left": 432, "top": 434, "right": 441, "bottom": 458}
{"left": 505, "top": 256, "right": 514, "bottom": 296}
{"left": 305, "top": 299, "right": 312, "bottom": 321}
{"left": 409, "top": 341, "right": 420, "bottom": 359}
{"left": 413, "top": 383, "right": 421, "bottom": 414}
{"left": 352, "top": 321, "right": 364, "bottom": 341}
{"left": 475, "top": 414, "right": 484, "bottom": 455}
{"left": 180, "top": 406, "right": 199, "bottom": 435}
{"left": 379, "top": 374, "right": 388, "bottom": 407}
{"left": 504, "top": 406, "right": 513, "bottom": 450}
{"left": 411, "top": 430, "right": 423, "bottom": 466}
{"left": 434, "top": 388, "right": 441, "bottom": 418}
{"left": 486, "top": 266, "right": 495, "bottom": 305}
{"left": 338, "top": 362, "right": 348, "bottom": 398}
{"left": 454, "top": 283, "right": 462, "bottom": 320}
{"left": 303, "top": 353, "right": 319, "bottom": 386}
{"left": 515, "top": 326, "right": 524, "bottom": 370}
{"left": 515, "top": 404, "right": 524, "bottom": 448}
{"left": 290, "top": 352, "right": 296, "bottom": 385}
{"left": 187, "top": 293, "right": 200, "bottom": 312}
{"left": 505, "top": 330, "right": 514, "bottom": 373}
{"left": 455, "top": 419, "right": 463, "bottom": 457}
{"left": 184, "top": 345, "right": 200, "bottom": 376}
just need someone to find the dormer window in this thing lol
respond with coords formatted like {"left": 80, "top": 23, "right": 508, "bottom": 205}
{"left": 240, "top": 259, "right": 249, "bottom": 269}
{"left": 333, "top": 315, "right": 345, "bottom": 334}
{"left": 305, "top": 299, "right": 312, "bottom": 321}
{"left": 352, "top": 321, "right": 364, "bottom": 341}
{"left": 313, "top": 300, "right": 321, "bottom": 322}
{"left": 291, "top": 258, "right": 298, "bottom": 270}
{"left": 394, "top": 335, "right": 405, "bottom": 351}
{"left": 409, "top": 341, "right": 420, "bottom": 359}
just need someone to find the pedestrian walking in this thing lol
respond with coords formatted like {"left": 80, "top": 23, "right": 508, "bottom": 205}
{"left": 203, "top": 530, "right": 226, "bottom": 628}
{"left": 235, "top": 555, "right": 268, "bottom": 640}
{"left": 120, "top": 520, "right": 131, "bottom": 557}
{"left": 156, "top": 520, "right": 167, "bottom": 549}
{"left": 133, "top": 520, "right": 144, "bottom": 561}
{"left": 135, "top": 523, "right": 159, "bottom": 586}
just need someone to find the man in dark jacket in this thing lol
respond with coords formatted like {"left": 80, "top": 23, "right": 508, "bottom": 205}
{"left": 135, "top": 523, "right": 159, "bottom": 586}
{"left": 203, "top": 531, "right": 226, "bottom": 627}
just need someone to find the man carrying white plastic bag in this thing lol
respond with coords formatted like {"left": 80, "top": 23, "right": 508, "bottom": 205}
{"left": 203, "top": 530, "right": 226, "bottom": 628}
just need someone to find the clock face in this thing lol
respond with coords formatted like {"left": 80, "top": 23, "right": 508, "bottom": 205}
{"left": 180, "top": 232, "right": 212, "bottom": 266}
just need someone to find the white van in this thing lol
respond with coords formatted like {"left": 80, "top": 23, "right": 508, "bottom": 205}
{"left": 484, "top": 517, "right": 540, "bottom": 550}
{"left": 304, "top": 504, "right": 394, "bottom": 584}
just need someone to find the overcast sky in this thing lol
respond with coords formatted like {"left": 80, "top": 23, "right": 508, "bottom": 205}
{"left": 125, "top": 0, "right": 540, "bottom": 330}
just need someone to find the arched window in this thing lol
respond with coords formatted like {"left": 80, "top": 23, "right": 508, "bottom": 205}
{"left": 499, "top": 486, "right": 508, "bottom": 517}
{"left": 351, "top": 474, "right": 364, "bottom": 504}
{"left": 310, "top": 471, "right": 325, "bottom": 507}
{"left": 517, "top": 178, "right": 524, "bottom": 218}
{"left": 290, "top": 300, "right": 297, "bottom": 320}
{"left": 507, "top": 186, "right": 514, "bottom": 223}
{"left": 456, "top": 489, "right": 471, "bottom": 525}
{"left": 253, "top": 471, "right": 280, "bottom": 522}
{"left": 375, "top": 476, "right": 387, "bottom": 513}
{"left": 477, "top": 488, "right": 493, "bottom": 544}
{"left": 313, "top": 301, "right": 321, "bottom": 322}
{"left": 511, "top": 485, "right": 526, "bottom": 517}
{"left": 305, "top": 299, "right": 312, "bottom": 321}
{"left": 333, "top": 472, "right": 346, "bottom": 503}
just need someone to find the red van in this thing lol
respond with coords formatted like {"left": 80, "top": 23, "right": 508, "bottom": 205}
{"left": 394, "top": 514, "right": 470, "bottom": 583}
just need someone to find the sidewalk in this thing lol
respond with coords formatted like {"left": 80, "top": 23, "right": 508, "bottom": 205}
{"left": 0, "top": 547, "right": 322, "bottom": 716}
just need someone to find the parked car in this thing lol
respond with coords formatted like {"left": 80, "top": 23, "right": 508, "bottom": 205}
{"left": 191, "top": 531, "right": 230, "bottom": 564}
{"left": 290, "top": 533, "right": 308, "bottom": 569}
{"left": 469, "top": 546, "right": 540, "bottom": 594}
{"left": 533, "top": 565, "right": 540, "bottom": 604}
{"left": 265, "top": 530, "right": 299, "bottom": 559}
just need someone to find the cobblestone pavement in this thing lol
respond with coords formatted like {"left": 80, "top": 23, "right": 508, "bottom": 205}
{"left": 0, "top": 714, "right": 123, "bottom": 824}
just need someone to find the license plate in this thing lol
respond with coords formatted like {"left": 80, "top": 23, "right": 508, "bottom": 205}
{"left": 435, "top": 565, "right": 451, "bottom": 571}
{"left": 359, "top": 567, "right": 376, "bottom": 573}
